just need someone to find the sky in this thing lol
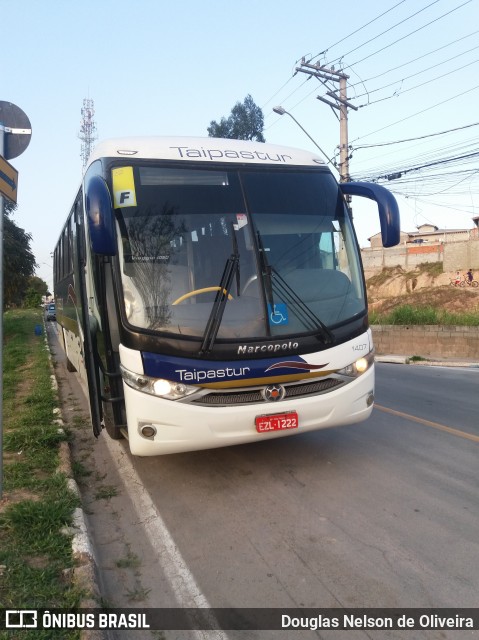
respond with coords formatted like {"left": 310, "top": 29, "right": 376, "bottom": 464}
{"left": 2, "top": 0, "right": 478, "bottom": 292}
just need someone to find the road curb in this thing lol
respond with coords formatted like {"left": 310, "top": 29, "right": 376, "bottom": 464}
{"left": 375, "top": 355, "right": 409, "bottom": 365}
{"left": 411, "top": 361, "right": 479, "bottom": 368}
{"left": 375, "top": 355, "right": 479, "bottom": 368}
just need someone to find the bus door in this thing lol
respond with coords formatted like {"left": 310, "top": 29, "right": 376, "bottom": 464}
{"left": 80, "top": 174, "right": 126, "bottom": 440}
{"left": 75, "top": 193, "right": 103, "bottom": 438}
{"left": 91, "top": 252, "right": 126, "bottom": 440}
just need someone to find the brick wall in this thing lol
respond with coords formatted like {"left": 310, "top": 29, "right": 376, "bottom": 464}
{"left": 371, "top": 325, "right": 479, "bottom": 359}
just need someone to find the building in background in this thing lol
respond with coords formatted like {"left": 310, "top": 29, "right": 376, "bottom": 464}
{"left": 362, "top": 218, "right": 479, "bottom": 272}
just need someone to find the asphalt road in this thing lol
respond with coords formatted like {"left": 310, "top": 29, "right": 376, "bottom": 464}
{"left": 48, "top": 322, "right": 479, "bottom": 639}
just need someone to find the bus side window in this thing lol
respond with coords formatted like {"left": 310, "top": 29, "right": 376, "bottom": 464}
{"left": 75, "top": 192, "right": 86, "bottom": 265}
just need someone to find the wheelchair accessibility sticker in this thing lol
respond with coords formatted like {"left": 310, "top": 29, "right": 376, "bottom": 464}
{"left": 268, "top": 303, "right": 289, "bottom": 326}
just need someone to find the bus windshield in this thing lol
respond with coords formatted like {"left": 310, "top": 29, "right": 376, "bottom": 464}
{"left": 115, "top": 165, "right": 366, "bottom": 341}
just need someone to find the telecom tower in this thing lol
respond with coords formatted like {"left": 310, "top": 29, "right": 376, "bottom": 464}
{"left": 79, "top": 98, "right": 97, "bottom": 170}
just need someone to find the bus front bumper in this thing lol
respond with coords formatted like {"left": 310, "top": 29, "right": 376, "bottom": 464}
{"left": 120, "top": 366, "right": 375, "bottom": 456}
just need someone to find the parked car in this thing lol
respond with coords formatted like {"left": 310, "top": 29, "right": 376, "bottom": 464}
{"left": 46, "top": 303, "right": 56, "bottom": 321}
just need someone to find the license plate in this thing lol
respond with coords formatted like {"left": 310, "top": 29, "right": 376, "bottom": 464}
{"left": 255, "top": 411, "right": 299, "bottom": 433}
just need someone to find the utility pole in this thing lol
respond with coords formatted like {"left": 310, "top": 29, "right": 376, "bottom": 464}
{"left": 295, "top": 59, "right": 358, "bottom": 183}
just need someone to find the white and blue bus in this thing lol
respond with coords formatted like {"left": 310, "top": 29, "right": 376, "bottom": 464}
{"left": 54, "top": 136, "right": 399, "bottom": 456}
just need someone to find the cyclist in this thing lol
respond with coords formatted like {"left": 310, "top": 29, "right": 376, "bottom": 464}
{"left": 466, "top": 268, "right": 474, "bottom": 283}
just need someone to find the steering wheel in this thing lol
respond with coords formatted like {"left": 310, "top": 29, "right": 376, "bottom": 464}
{"left": 241, "top": 274, "right": 258, "bottom": 296}
{"left": 172, "top": 287, "right": 234, "bottom": 306}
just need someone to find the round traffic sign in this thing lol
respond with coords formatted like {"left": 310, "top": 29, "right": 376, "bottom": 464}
{"left": 0, "top": 101, "right": 32, "bottom": 159}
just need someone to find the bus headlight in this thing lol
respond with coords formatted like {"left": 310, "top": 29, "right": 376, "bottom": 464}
{"left": 120, "top": 365, "right": 198, "bottom": 400}
{"left": 338, "top": 350, "right": 374, "bottom": 377}
{"left": 355, "top": 357, "right": 369, "bottom": 373}
{"left": 153, "top": 379, "right": 173, "bottom": 396}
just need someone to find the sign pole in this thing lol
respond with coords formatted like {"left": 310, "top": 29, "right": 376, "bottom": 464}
{"left": 0, "top": 124, "right": 5, "bottom": 500}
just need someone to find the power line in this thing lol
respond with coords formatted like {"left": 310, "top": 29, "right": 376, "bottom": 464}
{"left": 348, "top": 0, "right": 472, "bottom": 66}
{"left": 330, "top": 0, "right": 442, "bottom": 65}
{"left": 261, "top": 75, "right": 296, "bottom": 110}
{"left": 351, "top": 82, "right": 479, "bottom": 143}
{"left": 353, "top": 121, "right": 479, "bottom": 149}
{"left": 262, "top": 0, "right": 478, "bottom": 213}
{"left": 404, "top": 195, "right": 479, "bottom": 215}
{"left": 352, "top": 148, "right": 479, "bottom": 200}
{"left": 311, "top": 0, "right": 408, "bottom": 61}
{"left": 364, "top": 150, "right": 479, "bottom": 180}
{"left": 354, "top": 54, "right": 479, "bottom": 108}
{"left": 263, "top": 1, "right": 474, "bottom": 145}
{"left": 355, "top": 144, "right": 479, "bottom": 178}
{"left": 263, "top": 2, "right": 425, "bottom": 126}
{"left": 351, "top": 134, "right": 479, "bottom": 181}
{"left": 351, "top": 44, "right": 479, "bottom": 101}
{"left": 348, "top": 28, "right": 479, "bottom": 88}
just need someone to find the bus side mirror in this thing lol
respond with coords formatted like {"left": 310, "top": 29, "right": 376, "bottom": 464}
{"left": 340, "top": 181, "right": 400, "bottom": 248}
{"left": 86, "top": 175, "right": 117, "bottom": 256}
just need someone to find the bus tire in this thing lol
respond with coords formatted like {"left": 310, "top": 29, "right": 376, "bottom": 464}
{"left": 66, "top": 356, "right": 77, "bottom": 372}
{"left": 103, "top": 402, "right": 124, "bottom": 440}
{"left": 105, "top": 422, "right": 124, "bottom": 440}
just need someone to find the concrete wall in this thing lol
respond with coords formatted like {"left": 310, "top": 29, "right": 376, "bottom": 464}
{"left": 361, "top": 238, "right": 479, "bottom": 272}
{"left": 361, "top": 244, "right": 444, "bottom": 271}
{"left": 443, "top": 239, "right": 479, "bottom": 272}
{"left": 371, "top": 325, "right": 479, "bottom": 359}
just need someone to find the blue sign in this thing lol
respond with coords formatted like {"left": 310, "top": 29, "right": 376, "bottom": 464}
{"left": 268, "top": 303, "right": 289, "bottom": 326}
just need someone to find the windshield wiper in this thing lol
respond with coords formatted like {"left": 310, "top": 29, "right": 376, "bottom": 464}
{"left": 270, "top": 268, "right": 334, "bottom": 344}
{"left": 231, "top": 221, "right": 241, "bottom": 296}
{"left": 199, "top": 225, "right": 240, "bottom": 355}
{"left": 256, "top": 230, "right": 333, "bottom": 344}
{"left": 257, "top": 230, "right": 274, "bottom": 310}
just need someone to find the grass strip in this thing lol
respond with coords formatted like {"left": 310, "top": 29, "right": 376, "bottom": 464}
{"left": 369, "top": 304, "right": 479, "bottom": 326}
{"left": 1, "top": 309, "right": 82, "bottom": 638}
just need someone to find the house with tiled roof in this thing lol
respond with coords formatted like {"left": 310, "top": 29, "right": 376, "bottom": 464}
{"left": 362, "top": 218, "right": 479, "bottom": 272}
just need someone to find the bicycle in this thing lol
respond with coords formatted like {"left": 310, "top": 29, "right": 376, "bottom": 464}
{"left": 450, "top": 275, "right": 479, "bottom": 287}
{"left": 463, "top": 275, "right": 478, "bottom": 288}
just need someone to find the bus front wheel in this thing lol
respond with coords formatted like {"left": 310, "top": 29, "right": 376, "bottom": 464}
{"left": 102, "top": 402, "right": 125, "bottom": 440}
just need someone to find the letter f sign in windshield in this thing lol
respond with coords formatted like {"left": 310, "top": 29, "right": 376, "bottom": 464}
{"left": 112, "top": 166, "right": 137, "bottom": 208}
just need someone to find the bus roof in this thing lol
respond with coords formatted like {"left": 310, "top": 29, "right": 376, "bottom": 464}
{"left": 87, "top": 136, "right": 326, "bottom": 169}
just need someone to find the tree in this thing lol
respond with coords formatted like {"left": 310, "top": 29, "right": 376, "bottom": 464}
{"left": 207, "top": 94, "right": 265, "bottom": 142}
{"left": 3, "top": 200, "right": 37, "bottom": 307}
{"left": 23, "top": 276, "right": 49, "bottom": 308}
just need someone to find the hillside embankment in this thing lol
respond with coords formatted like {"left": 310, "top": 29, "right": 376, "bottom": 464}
{"left": 365, "top": 264, "right": 479, "bottom": 317}
{"left": 365, "top": 264, "right": 479, "bottom": 360}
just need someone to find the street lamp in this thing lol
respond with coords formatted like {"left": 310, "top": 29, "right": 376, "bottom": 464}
{"left": 273, "top": 106, "right": 336, "bottom": 171}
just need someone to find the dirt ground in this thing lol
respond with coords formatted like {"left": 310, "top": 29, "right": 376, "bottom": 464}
{"left": 365, "top": 266, "right": 479, "bottom": 315}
